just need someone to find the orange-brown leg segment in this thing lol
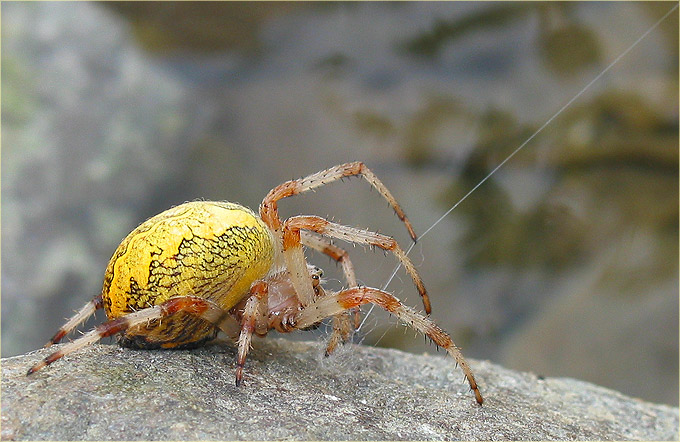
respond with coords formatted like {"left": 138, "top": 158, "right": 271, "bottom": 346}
{"left": 300, "top": 231, "right": 358, "bottom": 355}
{"left": 27, "top": 296, "right": 235, "bottom": 376}
{"left": 301, "top": 231, "right": 357, "bottom": 287}
{"left": 295, "top": 287, "right": 483, "bottom": 405}
{"left": 281, "top": 228, "right": 317, "bottom": 307}
{"left": 257, "top": 162, "right": 425, "bottom": 344}
{"left": 236, "top": 281, "right": 269, "bottom": 386}
{"left": 284, "top": 215, "right": 431, "bottom": 314}
{"left": 259, "top": 162, "right": 417, "bottom": 241}
{"left": 45, "top": 294, "right": 104, "bottom": 347}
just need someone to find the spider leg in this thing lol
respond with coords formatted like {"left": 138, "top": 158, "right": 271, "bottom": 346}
{"left": 27, "top": 296, "right": 235, "bottom": 376}
{"left": 260, "top": 161, "right": 417, "bottom": 241}
{"left": 284, "top": 215, "right": 431, "bottom": 314}
{"left": 300, "top": 231, "right": 358, "bottom": 355}
{"left": 301, "top": 231, "right": 357, "bottom": 286}
{"left": 45, "top": 294, "right": 104, "bottom": 347}
{"left": 295, "top": 287, "right": 483, "bottom": 406}
{"left": 235, "top": 281, "right": 269, "bottom": 386}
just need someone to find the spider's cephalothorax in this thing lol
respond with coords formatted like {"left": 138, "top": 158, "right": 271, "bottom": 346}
{"left": 27, "top": 162, "right": 483, "bottom": 405}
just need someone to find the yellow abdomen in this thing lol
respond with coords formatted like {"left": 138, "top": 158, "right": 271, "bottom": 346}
{"left": 101, "top": 201, "right": 275, "bottom": 348}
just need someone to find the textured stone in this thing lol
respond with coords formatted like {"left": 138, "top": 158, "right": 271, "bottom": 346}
{"left": 2, "top": 339, "right": 678, "bottom": 440}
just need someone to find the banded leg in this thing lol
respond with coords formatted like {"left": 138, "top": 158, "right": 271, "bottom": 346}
{"left": 27, "top": 296, "right": 236, "bottom": 376}
{"left": 260, "top": 161, "right": 417, "bottom": 241}
{"left": 301, "top": 231, "right": 358, "bottom": 355}
{"left": 295, "top": 287, "right": 483, "bottom": 405}
{"left": 301, "top": 230, "right": 357, "bottom": 287}
{"left": 259, "top": 162, "right": 422, "bottom": 314}
{"left": 236, "top": 281, "right": 269, "bottom": 386}
{"left": 46, "top": 294, "right": 104, "bottom": 347}
{"left": 284, "top": 215, "right": 431, "bottom": 314}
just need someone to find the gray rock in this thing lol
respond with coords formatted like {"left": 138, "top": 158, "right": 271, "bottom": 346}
{"left": 2, "top": 339, "right": 678, "bottom": 440}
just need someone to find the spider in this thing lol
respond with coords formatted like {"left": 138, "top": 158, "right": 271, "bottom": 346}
{"left": 27, "top": 161, "right": 483, "bottom": 405}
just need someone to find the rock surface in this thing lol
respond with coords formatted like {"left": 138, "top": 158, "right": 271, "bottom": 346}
{"left": 2, "top": 339, "right": 677, "bottom": 441}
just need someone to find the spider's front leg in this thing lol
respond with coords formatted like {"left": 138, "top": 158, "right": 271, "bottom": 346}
{"left": 258, "top": 162, "right": 422, "bottom": 310}
{"left": 283, "top": 215, "right": 431, "bottom": 313}
{"left": 300, "top": 231, "right": 358, "bottom": 355}
{"left": 259, "top": 162, "right": 418, "bottom": 241}
{"left": 294, "top": 287, "right": 484, "bottom": 406}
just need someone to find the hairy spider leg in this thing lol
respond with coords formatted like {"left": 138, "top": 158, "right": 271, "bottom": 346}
{"left": 283, "top": 215, "right": 430, "bottom": 314}
{"left": 294, "top": 286, "right": 484, "bottom": 406}
{"left": 259, "top": 161, "right": 423, "bottom": 313}
{"left": 301, "top": 231, "right": 358, "bottom": 287}
{"left": 235, "top": 281, "right": 269, "bottom": 385}
{"left": 301, "top": 231, "right": 358, "bottom": 355}
{"left": 260, "top": 161, "right": 417, "bottom": 240}
{"left": 45, "top": 294, "right": 104, "bottom": 347}
{"left": 27, "top": 296, "right": 237, "bottom": 376}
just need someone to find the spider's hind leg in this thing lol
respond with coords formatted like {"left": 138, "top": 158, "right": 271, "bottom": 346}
{"left": 27, "top": 296, "right": 234, "bottom": 376}
{"left": 46, "top": 294, "right": 105, "bottom": 347}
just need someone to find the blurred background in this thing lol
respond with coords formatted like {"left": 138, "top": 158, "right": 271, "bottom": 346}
{"left": 2, "top": 2, "right": 677, "bottom": 406}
